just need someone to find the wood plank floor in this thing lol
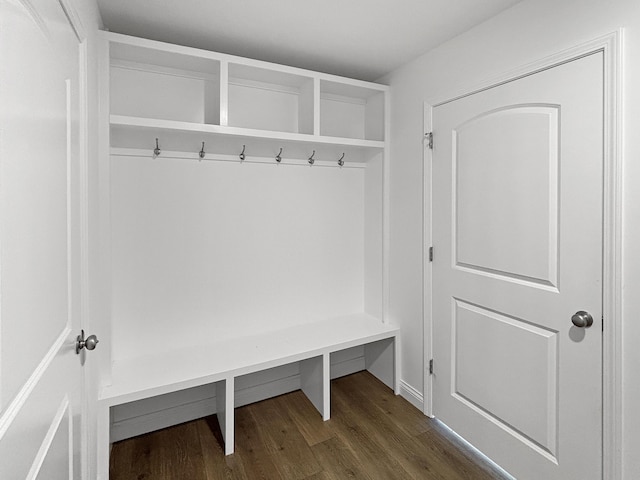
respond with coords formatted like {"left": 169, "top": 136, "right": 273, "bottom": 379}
{"left": 110, "top": 371, "right": 511, "bottom": 479}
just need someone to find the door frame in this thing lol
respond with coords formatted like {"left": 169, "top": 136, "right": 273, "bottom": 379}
{"left": 57, "top": 0, "right": 94, "bottom": 478}
{"left": 422, "top": 31, "right": 623, "bottom": 480}
{"left": 53, "top": 2, "right": 94, "bottom": 478}
{"left": 48, "top": 0, "right": 93, "bottom": 477}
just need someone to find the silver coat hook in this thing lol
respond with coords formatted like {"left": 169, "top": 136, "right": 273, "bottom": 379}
{"left": 239, "top": 144, "right": 246, "bottom": 161}
{"left": 199, "top": 141, "right": 206, "bottom": 160}
{"left": 308, "top": 150, "right": 315, "bottom": 165}
{"left": 153, "top": 138, "right": 161, "bottom": 157}
{"left": 276, "top": 148, "right": 283, "bottom": 163}
{"left": 338, "top": 153, "right": 345, "bottom": 167}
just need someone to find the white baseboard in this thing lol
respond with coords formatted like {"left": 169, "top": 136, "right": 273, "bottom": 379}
{"left": 399, "top": 380, "right": 424, "bottom": 411}
{"left": 110, "top": 347, "right": 366, "bottom": 442}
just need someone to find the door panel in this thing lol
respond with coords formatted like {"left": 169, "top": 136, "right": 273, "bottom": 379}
{"left": 433, "top": 52, "right": 603, "bottom": 480}
{"left": 453, "top": 299, "right": 558, "bottom": 455}
{"left": 0, "top": 0, "right": 84, "bottom": 478}
{"left": 0, "top": 0, "right": 73, "bottom": 407}
{"left": 454, "top": 105, "right": 559, "bottom": 288}
{"left": 34, "top": 399, "right": 72, "bottom": 480}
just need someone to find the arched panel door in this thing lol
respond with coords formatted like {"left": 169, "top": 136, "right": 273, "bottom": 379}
{"left": 432, "top": 52, "right": 603, "bottom": 479}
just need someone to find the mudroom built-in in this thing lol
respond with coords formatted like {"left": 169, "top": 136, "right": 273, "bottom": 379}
{"left": 4, "top": 1, "right": 640, "bottom": 479}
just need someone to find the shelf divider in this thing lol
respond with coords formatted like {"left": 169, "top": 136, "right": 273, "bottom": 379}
{"left": 219, "top": 61, "right": 229, "bottom": 126}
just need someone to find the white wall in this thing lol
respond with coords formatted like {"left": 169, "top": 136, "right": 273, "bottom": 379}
{"left": 382, "top": 0, "right": 640, "bottom": 477}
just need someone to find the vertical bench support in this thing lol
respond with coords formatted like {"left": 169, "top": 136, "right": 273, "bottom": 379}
{"left": 322, "top": 353, "right": 330, "bottom": 420}
{"left": 300, "top": 354, "right": 330, "bottom": 420}
{"left": 365, "top": 336, "right": 399, "bottom": 393}
{"left": 216, "top": 377, "right": 235, "bottom": 455}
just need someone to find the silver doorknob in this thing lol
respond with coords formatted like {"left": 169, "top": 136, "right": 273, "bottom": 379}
{"left": 571, "top": 311, "right": 593, "bottom": 328}
{"left": 76, "top": 329, "right": 99, "bottom": 354}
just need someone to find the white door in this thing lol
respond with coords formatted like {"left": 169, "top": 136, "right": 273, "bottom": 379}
{"left": 432, "top": 52, "right": 603, "bottom": 479}
{"left": 0, "top": 0, "right": 88, "bottom": 478}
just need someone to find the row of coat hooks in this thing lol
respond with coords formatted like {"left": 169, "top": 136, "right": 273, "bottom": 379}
{"left": 153, "top": 138, "right": 346, "bottom": 167}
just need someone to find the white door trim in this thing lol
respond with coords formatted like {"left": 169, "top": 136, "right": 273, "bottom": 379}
{"left": 55, "top": 0, "right": 92, "bottom": 478}
{"left": 423, "top": 30, "right": 623, "bottom": 480}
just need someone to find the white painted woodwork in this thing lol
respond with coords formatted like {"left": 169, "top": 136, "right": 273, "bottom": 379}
{"left": 110, "top": 347, "right": 364, "bottom": 442}
{"left": 97, "top": 314, "right": 399, "bottom": 474}
{"left": 32, "top": 399, "right": 71, "bottom": 480}
{"left": 320, "top": 80, "right": 385, "bottom": 141}
{"left": 228, "top": 80, "right": 299, "bottom": 133}
{"left": 100, "top": 314, "right": 397, "bottom": 405}
{"left": 109, "top": 116, "right": 383, "bottom": 162}
{"left": 321, "top": 354, "right": 331, "bottom": 419}
{"left": 96, "top": 31, "right": 114, "bottom": 391}
{"left": 365, "top": 92, "right": 386, "bottom": 142}
{"left": 453, "top": 300, "right": 558, "bottom": 452}
{"left": 454, "top": 105, "right": 559, "bottom": 288}
{"left": 109, "top": 41, "right": 221, "bottom": 126}
{"left": 215, "top": 378, "right": 234, "bottom": 455}
{"left": 387, "top": 9, "right": 624, "bottom": 476}
{"left": 96, "top": 402, "right": 110, "bottom": 477}
{"left": 104, "top": 31, "right": 387, "bottom": 168}
{"left": 219, "top": 61, "right": 229, "bottom": 126}
{"left": 364, "top": 153, "right": 384, "bottom": 319}
{"left": 299, "top": 356, "right": 328, "bottom": 420}
{"left": 299, "top": 79, "right": 316, "bottom": 136}
{"left": 228, "top": 63, "right": 314, "bottom": 134}
{"left": 363, "top": 337, "right": 397, "bottom": 392}
{"left": 98, "top": 31, "right": 393, "bottom": 478}
{"left": 432, "top": 52, "right": 603, "bottom": 480}
{"left": 321, "top": 98, "right": 366, "bottom": 139}
{"left": 110, "top": 61, "right": 220, "bottom": 124}
{"left": 101, "top": 31, "right": 389, "bottom": 367}
{"left": 409, "top": 29, "right": 622, "bottom": 480}
{"left": 0, "top": 0, "right": 85, "bottom": 478}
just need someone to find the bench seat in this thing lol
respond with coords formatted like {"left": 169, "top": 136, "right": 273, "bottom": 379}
{"left": 97, "top": 313, "right": 399, "bottom": 478}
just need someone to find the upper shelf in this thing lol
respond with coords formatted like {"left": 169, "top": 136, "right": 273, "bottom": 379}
{"left": 110, "top": 115, "right": 384, "bottom": 163}
{"left": 104, "top": 31, "right": 388, "bottom": 157}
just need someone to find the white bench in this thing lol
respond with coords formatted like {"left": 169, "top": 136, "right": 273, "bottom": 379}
{"left": 96, "top": 314, "right": 399, "bottom": 478}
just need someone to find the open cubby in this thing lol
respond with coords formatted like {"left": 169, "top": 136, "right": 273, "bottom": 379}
{"left": 227, "top": 63, "right": 314, "bottom": 134}
{"left": 109, "top": 42, "right": 221, "bottom": 125}
{"left": 105, "top": 33, "right": 388, "bottom": 160}
{"left": 320, "top": 80, "right": 385, "bottom": 141}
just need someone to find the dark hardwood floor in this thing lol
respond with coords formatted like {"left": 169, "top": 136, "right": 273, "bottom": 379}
{"left": 110, "top": 371, "right": 511, "bottom": 479}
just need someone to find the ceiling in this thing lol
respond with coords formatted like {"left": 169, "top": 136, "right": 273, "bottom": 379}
{"left": 97, "top": 0, "right": 522, "bottom": 81}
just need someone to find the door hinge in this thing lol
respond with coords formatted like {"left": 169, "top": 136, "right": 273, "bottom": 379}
{"left": 429, "top": 246, "right": 434, "bottom": 262}
{"left": 425, "top": 132, "right": 433, "bottom": 150}
{"left": 429, "top": 359, "right": 434, "bottom": 375}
